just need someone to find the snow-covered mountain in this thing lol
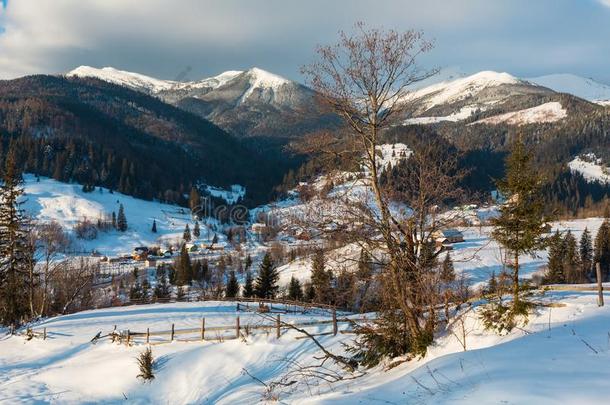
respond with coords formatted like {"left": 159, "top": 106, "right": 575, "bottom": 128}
{"left": 526, "top": 73, "right": 610, "bottom": 104}
{"left": 402, "top": 70, "right": 556, "bottom": 124}
{"left": 67, "top": 66, "right": 334, "bottom": 140}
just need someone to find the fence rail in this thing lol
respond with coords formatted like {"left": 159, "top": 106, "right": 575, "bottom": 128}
{"left": 111, "top": 313, "right": 375, "bottom": 347}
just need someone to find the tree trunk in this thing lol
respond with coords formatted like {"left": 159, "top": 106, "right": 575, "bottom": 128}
{"left": 513, "top": 252, "right": 520, "bottom": 310}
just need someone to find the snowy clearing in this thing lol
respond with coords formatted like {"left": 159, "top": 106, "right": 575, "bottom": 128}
{"left": 471, "top": 101, "right": 567, "bottom": 126}
{"left": 568, "top": 157, "right": 610, "bottom": 184}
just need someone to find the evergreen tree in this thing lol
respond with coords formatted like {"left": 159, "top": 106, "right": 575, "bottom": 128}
{"left": 545, "top": 231, "right": 565, "bottom": 283}
{"left": 254, "top": 253, "right": 279, "bottom": 299}
{"left": 117, "top": 204, "right": 128, "bottom": 232}
{"left": 491, "top": 138, "right": 548, "bottom": 310}
{"left": 151, "top": 219, "right": 157, "bottom": 233}
{"left": 580, "top": 227, "right": 593, "bottom": 277}
{"left": 563, "top": 230, "right": 581, "bottom": 283}
{"left": 487, "top": 271, "right": 498, "bottom": 295}
{"left": 288, "top": 276, "right": 303, "bottom": 301}
{"left": 245, "top": 254, "right": 253, "bottom": 271}
{"left": 311, "top": 249, "right": 332, "bottom": 303}
{"left": 193, "top": 221, "right": 200, "bottom": 238}
{"left": 0, "top": 151, "right": 32, "bottom": 327}
{"left": 225, "top": 270, "right": 239, "bottom": 298}
{"left": 175, "top": 244, "right": 192, "bottom": 286}
{"left": 243, "top": 271, "right": 254, "bottom": 298}
{"left": 183, "top": 224, "right": 191, "bottom": 242}
{"left": 111, "top": 211, "right": 117, "bottom": 229}
{"left": 153, "top": 268, "right": 171, "bottom": 300}
{"left": 356, "top": 249, "right": 373, "bottom": 280}
{"left": 440, "top": 253, "right": 456, "bottom": 283}
{"left": 595, "top": 220, "right": 610, "bottom": 279}
{"left": 304, "top": 282, "right": 316, "bottom": 302}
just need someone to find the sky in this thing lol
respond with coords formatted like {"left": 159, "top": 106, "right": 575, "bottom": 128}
{"left": 1, "top": 0, "right": 610, "bottom": 84}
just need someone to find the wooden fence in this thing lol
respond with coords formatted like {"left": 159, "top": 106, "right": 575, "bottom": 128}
{"left": 111, "top": 313, "right": 374, "bottom": 347}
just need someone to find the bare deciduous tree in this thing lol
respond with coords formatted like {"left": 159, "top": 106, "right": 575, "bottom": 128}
{"left": 300, "top": 23, "right": 465, "bottom": 363}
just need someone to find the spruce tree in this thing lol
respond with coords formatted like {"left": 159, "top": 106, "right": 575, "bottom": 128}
{"left": 288, "top": 276, "right": 303, "bottom": 301}
{"left": 0, "top": 151, "right": 32, "bottom": 327}
{"left": 151, "top": 219, "right": 157, "bottom": 233}
{"left": 243, "top": 271, "right": 254, "bottom": 298}
{"left": 356, "top": 249, "right": 373, "bottom": 280}
{"left": 254, "top": 253, "right": 279, "bottom": 299}
{"left": 111, "top": 211, "right": 117, "bottom": 229}
{"left": 491, "top": 138, "right": 548, "bottom": 310}
{"left": 563, "top": 231, "right": 581, "bottom": 283}
{"left": 176, "top": 244, "right": 192, "bottom": 286}
{"left": 545, "top": 231, "right": 565, "bottom": 284}
{"left": 440, "top": 253, "right": 456, "bottom": 283}
{"left": 193, "top": 221, "right": 200, "bottom": 238}
{"left": 117, "top": 204, "right": 128, "bottom": 232}
{"left": 245, "top": 254, "right": 253, "bottom": 271}
{"left": 183, "top": 224, "right": 191, "bottom": 242}
{"left": 311, "top": 249, "right": 332, "bottom": 303}
{"left": 580, "top": 227, "right": 593, "bottom": 277}
{"left": 225, "top": 270, "right": 239, "bottom": 298}
{"left": 595, "top": 220, "right": 610, "bottom": 279}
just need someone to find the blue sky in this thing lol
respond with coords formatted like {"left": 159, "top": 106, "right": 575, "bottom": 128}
{"left": 1, "top": 0, "right": 610, "bottom": 84}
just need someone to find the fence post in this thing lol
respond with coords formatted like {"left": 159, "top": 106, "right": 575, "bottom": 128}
{"left": 201, "top": 318, "right": 205, "bottom": 341}
{"left": 146, "top": 328, "right": 150, "bottom": 344}
{"left": 170, "top": 323, "right": 175, "bottom": 342}
{"left": 332, "top": 308, "right": 338, "bottom": 336}
{"left": 276, "top": 314, "right": 281, "bottom": 339}
{"left": 43, "top": 327, "right": 47, "bottom": 340}
{"left": 126, "top": 329, "right": 130, "bottom": 346}
{"left": 236, "top": 316, "right": 240, "bottom": 339}
{"left": 597, "top": 262, "right": 604, "bottom": 307}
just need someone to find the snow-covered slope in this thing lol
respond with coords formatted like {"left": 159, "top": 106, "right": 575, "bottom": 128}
{"left": 404, "top": 71, "right": 523, "bottom": 110}
{"left": 67, "top": 65, "right": 295, "bottom": 106}
{"left": 569, "top": 156, "right": 610, "bottom": 184}
{"left": 22, "top": 174, "right": 212, "bottom": 256}
{"left": 67, "top": 65, "right": 178, "bottom": 93}
{"left": 527, "top": 73, "right": 610, "bottom": 104}
{"left": 471, "top": 101, "right": 567, "bottom": 126}
{"left": 4, "top": 290, "right": 610, "bottom": 403}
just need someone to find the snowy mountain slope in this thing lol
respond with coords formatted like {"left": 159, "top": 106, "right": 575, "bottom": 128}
{"left": 3, "top": 290, "right": 610, "bottom": 403}
{"left": 527, "top": 73, "right": 610, "bottom": 104}
{"left": 470, "top": 101, "right": 567, "bottom": 126}
{"left": 21, "top": 174, "right": 215, "bottom": 256}
{"left": 67, "top": 65, "right": 291, "bottom": 104}
{"left": 67, "top": 65, "right": 335, "bottom": 140}
{"left": 569, "top": 156, "right": 610, "bottom": 184}
{"left": 67, "top": 65, "right": 179, "bottom": 93}
{"left": 400, "top": 70, "right": 556, "bottom": 123}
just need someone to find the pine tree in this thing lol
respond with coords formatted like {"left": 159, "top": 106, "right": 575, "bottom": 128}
{"left": 193, "top": 221, "right": 200, "bottom": 238}
{"left": 245, "top": 254, "right": 253, "bottom": 271}
{"left": 580, "top": 227, "right": 593, "bottom": 278}
{"left": 311, "top": 249, "right": 332, "bottom": 303}
{"left": 111, "top": 211, "right": 117, "bottom": 229}
{"left": 356, "top": 249, "right": 373, "bottom": 280}
{"left": 563, "top": 231, "right": 581, "bottom": 283}
{"left": 225, "top": 270, "right": 239, "bottom": 298}
{"left": 491, "top": 138, "right": 548, "bottom": 310}
{"left": 243, "top": 271, "right": 254, "bottom": 298}
{"left": 440, "top": 253, "right": 456, "bottom": 283}
{"left": 545, "top": 231, "right": 565, "bottom": 284}
{"left": 0, "top": 150, "right": 33, "bottom": 327}
{"left": 595, "top": 220, "right": 610, "bottom": 279}
{"left": 151, "top": 219, "right": 157, "bottom": 233}
{"left": 117, "top": 204, "right": 128, "bottom": 232}
{"left": 153, "top": 268, "right": 171, "bottom": 300}
{"left": 175, "top": 244, "right": 192, "bottom": 286}
{"left": 254, "top": 253, "right": 279, "bottom": 299}
{"left": 183, "top": 224, "right": 191, "bottom": 242}
{"left": 304, "top": 282, "right": 316, "bottom": 302}
{"left": 288, "top": 276, "right": 303, "bottom": 301}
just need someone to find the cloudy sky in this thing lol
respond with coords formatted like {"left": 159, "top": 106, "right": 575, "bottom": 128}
{"left": 1, "top": 0, "right": 610, "bottom": 83}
